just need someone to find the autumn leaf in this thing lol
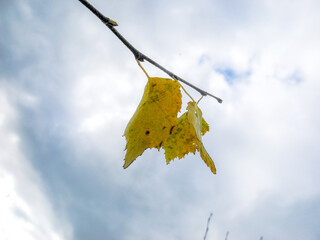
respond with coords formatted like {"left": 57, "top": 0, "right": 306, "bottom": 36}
{"left": 123, "top": 77, "right": 182, "bottom": 168}
{"left": 163, "top": 101, "right": 216, "bottom": 174}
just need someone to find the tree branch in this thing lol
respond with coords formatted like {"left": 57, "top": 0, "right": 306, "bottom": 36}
{"left": 78, "top": 0, "right": 223, "bottom": 103}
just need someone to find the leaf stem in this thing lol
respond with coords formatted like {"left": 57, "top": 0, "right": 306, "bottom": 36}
{"left": 136, "top": 59, "right": 150, "bottom": 79}
{"left": 197, "top": 95, "right": 204, "bottom": 105}
{"left": 178, "top": 81, "right": 195, "bottom": 102}
{"left": 78, "top": 0, "right": 223, "bottom": 103}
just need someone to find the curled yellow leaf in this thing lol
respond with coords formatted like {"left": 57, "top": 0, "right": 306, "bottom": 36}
{"left": 163, "top": 101, "right": 216, "bottom": 174}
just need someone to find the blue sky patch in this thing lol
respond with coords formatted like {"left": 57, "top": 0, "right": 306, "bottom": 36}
{"left": 215, "top": 67, "right": 251, "bottom": 84}
{"left": 287, "top": 71, "right": 303, "bottom": 84}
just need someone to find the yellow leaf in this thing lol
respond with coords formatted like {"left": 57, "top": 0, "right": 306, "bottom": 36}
{"left": 123, "top": 77, "right": 182, "bottom": 168}
{"left": 163, "top": 101, "right": 216, "bottom": 174}
{"left": 163, "top": 112, "right": 198, "bottom": 162}
{"left": 201, "top": 118, "right": 209, "bottom": 136}
{"left": 187, "top": 102, "right": 216, "bottom": 174}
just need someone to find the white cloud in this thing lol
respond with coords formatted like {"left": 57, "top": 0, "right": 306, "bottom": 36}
{"left": 0, "top": 88, "right": 72, "bottom": 240}
{"left": 65, "top": 0, "right": 320, "bottom": 238}
{"left": 1, "top": 0, "right": 320, "bottom": 239}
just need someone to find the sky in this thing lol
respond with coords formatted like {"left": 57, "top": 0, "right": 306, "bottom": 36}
{"left": 1, "top": 0, "right": 320, "bottom": 239}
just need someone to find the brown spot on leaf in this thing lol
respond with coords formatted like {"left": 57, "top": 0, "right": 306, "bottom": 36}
{"left": 170, "top": 126, "right": 174, "bottom": 135}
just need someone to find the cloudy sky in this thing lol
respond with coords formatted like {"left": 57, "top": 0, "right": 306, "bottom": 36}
{"left": 1, "top": 0, "right": 320, "bottom": 239}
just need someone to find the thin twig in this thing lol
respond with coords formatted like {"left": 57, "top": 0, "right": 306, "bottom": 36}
{"left": 225, "top": 231, "right": 229, "bottom": 240}
{"left": 203, "top": 213, "right": 213, "bottom": 240}
{"left": 78, "top": 0, "right": 223, "bottom": 103}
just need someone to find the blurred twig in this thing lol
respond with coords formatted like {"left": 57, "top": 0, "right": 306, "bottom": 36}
{"left": 203, "top": 213, "right": 213, "bottom": 240}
